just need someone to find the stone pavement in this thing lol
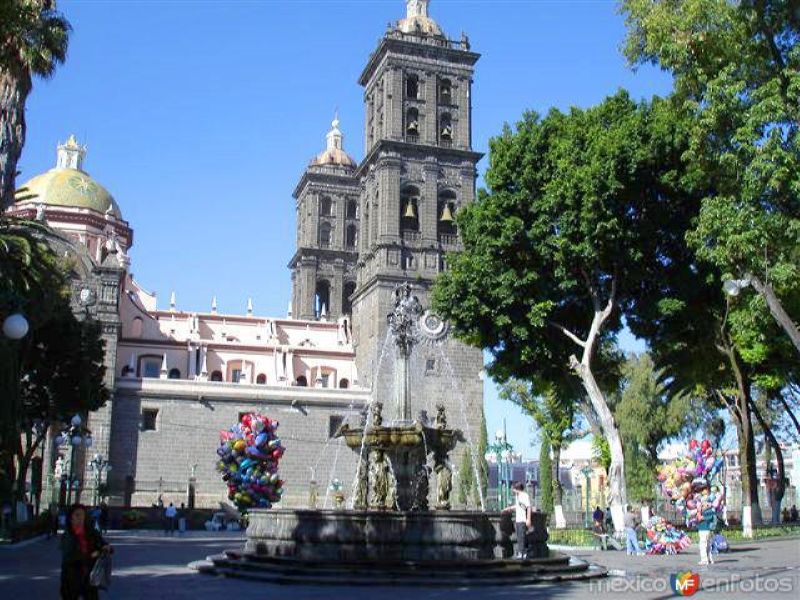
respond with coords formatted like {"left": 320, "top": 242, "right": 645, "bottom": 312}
{"left": 0, "top": 530, "right": 797, "bottom": 599}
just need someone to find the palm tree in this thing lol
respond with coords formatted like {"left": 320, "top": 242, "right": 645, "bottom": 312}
{"left": 0, "top": 1, "right": 71, "bottom": 210}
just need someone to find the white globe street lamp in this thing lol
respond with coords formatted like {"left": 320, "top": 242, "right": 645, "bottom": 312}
{"left": 723, "top": 277, "right": 751, "bottom": 297}
{"left": 2, "top": 313, "right": 29, "bottom": 340}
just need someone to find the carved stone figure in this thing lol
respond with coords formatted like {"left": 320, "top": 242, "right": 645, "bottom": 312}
{"left": 371, "top": 401, "right": 383, "bottom": 427}
{"left": 370, "top": 449, "right": 390, "bottom": 509}
{"left": 411, "top": 464, "right": 430, "bottom": 511}
{"left": 434, "top": 404, "right": 447, "bottom": 430}
{"left": 353, "top": 456, "right": 369, "bottom": 510}
{"left": 435, "top": 455, "right": 452, "bottom": 510}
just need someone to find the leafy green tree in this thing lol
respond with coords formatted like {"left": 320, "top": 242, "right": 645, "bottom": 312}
{"left": 457, "top": 409, "right": 488, "bottom": 509}
{"left": 0, "top": 0, "right": 71, "bottom": 209}
{"left": 538, "top": 435, "right": 553, "bottom": 516}
{"left": 0, "top": 216, "right": 108, "bottom": 510}
{"left": 500, "top": 379, "right": 575, "bottom": 527}
{"left": 621, "top": 0, "right": 800, "bottom": 352}
{"left": 627, "top": 243, "right": 766, "bottom": 528}
{"left": 613, "top": 355, "right": 691, "bottom": 458}
{"left": 610, "top": 353, "right": 696, "bottom": 501}
{"left": 14, "top": 302, "right": 108, "bottom": 505}
{"left": 1, "top": 216, "right": 67, "bottom": 501}
{"left": 433, "top": 91, "right": 697, "bottom": 532}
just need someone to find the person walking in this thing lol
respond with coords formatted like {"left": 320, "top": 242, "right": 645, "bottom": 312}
{"left": 592, "top": 506, "right": 605, "bottom": 530}
{"left": 624, "top": 506, "right": 641, "bottom": 555}
{"left": 697, "top": 505, "right": 717, "bottom": 566}
{"left": 60, "top": 504, "right": 112, "bottom": 600}
{"left": 604, "top": 506, "right": 613, "bottom": 531}
{"left": 98, "top": 502, "right": 109, "bottom": 535}
{"left": 502, "top": 482, "right": 532, "bottom": 559}
{"left": 164, "top": 502, "right": 177, "bottom": 536}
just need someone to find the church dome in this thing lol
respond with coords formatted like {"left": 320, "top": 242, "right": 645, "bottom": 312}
{"left": 310, "top": 117, "right": 357, "bottom": 169}
{"left": 14, "top": 135, "right": 122, "bottom": 218}
{"left": 311, "top": 147, "right": 357, "bottom": 168}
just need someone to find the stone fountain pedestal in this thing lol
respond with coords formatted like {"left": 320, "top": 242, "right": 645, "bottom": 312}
{"left": 197, "top": 508, "right": 608, "bottom": 585}
{"left": 244, "top": 508, "right": 549, "bottom": 561}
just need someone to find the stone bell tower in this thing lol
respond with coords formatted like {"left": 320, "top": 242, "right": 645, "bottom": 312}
{"left": 352, "top": 1, "right": 484, "bottom": 442}
{"left": 290, "top": 116, "right": 360, "bottom": 321}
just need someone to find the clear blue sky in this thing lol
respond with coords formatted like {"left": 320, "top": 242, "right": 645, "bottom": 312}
{"left": 19, "top": 0, "right": 668, "bottom": 455}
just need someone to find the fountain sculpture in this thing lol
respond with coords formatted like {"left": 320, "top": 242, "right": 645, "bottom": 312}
{"left": 337, "top": 283, "right": 462, "bottom": 512}
{"left": 197, "top": 283, "right": 606, "bottom": 584}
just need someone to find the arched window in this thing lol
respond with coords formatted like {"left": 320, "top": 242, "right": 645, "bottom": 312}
{"left": 339, "top": 378, "right": 350, "bottom": 389}
{"left": 346, "top": 199, "right": 358, "bottom": 219}
{"left": 342, "top": 281, "right": 356, "bottom": 316}
{"left": 318, "top": 222, "right": 332, "bottom": 248}
{"left": 437, "top": 190, "right": 457, "bottom": 236}
{"left": 400, "top": 186, "right": 420, "bottom": 232}
{"left": 319, "top": 196, "right": 333, "bottom": 217}
{"left": 406, "top": 73, "right": 419, "bottom": 99}
{"left": 315, "top": 280, "right": 330, "bottom": 319}
{"left": 168, "top": 368, "right": 181, "bottom": 379}
{"left": 256, "top": 373, "right": 267, "bottom": 385}
{"left": 439, "top": 113, "right": 453, "bottom": 143}
{"left": 406, "top": 107, "right": 420, "bottom": 139}
{"left": 210, "top": 370, "right": 223, "bottom": 382}
{"left": 131, "top": 317, "right": 143, "bottom": 338}
{"left": 296, "top": 375, "right": 308, "bottom": 387}
{"left": 345, "top": 224, "right": 358, "bottom": 249}
{"left": 440, "top": 78, "right": 452, "bottom": 104}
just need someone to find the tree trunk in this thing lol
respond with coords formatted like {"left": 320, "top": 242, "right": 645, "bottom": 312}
{"left": 718, "top": 333, "right": 762, "bottom": 536}
{"left": 552, "top": 443, "right": 566, "bottom": 528}
{"left": 0, "top": 341, "right": 21, "bottom": 511}
{"left": 0, "top": 69, "right": 32, "bottom": 209}
{"left": 777, "top": 393, "right": 800, "bottom": 436}
{"left": 748, "top": 275, "right": 800, "bottom": 354}
{"left": 577, "top": 362, "right": 626, "bottom": 534}
{"left": 749, "top": 398, "right": 785, "bottom": 524}
{"left": 557, "top": 285, "right": 626, "bottom": 534}
{"left": 728, "top": 379, "right": 762, "bottom": 536}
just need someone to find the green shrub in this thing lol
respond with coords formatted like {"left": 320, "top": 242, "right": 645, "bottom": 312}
{"left": 120, "top": 510, "right": 146, "bottom": 529}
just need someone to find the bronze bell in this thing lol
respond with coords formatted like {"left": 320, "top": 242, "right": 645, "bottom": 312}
{"left": 404, "top": 201, "right": 417, "bottom": 219}
{"left": 439, "top": 203, "right": 454, "bottom": 223}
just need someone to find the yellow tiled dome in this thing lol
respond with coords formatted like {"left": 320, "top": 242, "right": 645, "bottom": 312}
{"left": 15, "top": 167, "right": 122, "bottom": 218}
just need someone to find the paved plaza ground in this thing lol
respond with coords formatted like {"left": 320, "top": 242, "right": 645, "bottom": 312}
{"left": 1, "top": 530, "right": 798, "bottom": 599}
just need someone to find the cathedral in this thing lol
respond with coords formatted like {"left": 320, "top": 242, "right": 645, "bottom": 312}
{"left": 7, "top": 0, "right": 484, "bottom": 509}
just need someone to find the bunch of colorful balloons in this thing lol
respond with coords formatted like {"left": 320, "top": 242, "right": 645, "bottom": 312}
{"left": 644, "top": 515, "right": 692, "bottom": 555}
{"left": 216, "top": 413, "right": 284, "bottom": 512}
{"left": 657, "top": 439, "right": 725, "bottom": 527}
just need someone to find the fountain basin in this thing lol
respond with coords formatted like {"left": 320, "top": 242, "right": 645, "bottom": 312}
{"left": 338, "top": 423, "right": 460, "bottom": 451}
{"left": 245, "top": 508, "right": 549, "bottom": 561}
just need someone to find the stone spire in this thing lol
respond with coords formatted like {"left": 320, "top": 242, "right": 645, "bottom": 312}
{"left": 326, "top": 113, "right": 344, "bottom": 152}
{"left": 211, "top": 296, "right": 218, "bottom": 314}
{"left": 169, "top": 291, "right": 176, "bottom": 312}
{"left": 398, "top": 0, "right": 442, "bottom": 36}
{"left": 247, "top": 297, "right": 253, "bottom": 316}
{"left": 310, "top": 113, "right": 356, "bottom": 167}
{"left": 56, "top": 134, "right": 86, "bottom": 171}
{"left": 406, "top": 0, "right": 430, "bottom": 18}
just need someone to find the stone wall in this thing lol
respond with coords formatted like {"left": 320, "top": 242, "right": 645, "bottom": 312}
{"left": 108, "top": 381, "right": 365, "bottom": 509}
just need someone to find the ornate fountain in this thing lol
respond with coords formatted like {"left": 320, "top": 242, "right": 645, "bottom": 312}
{"left": 197, "top": 284, "right": 606, "bottom": 584}
{"left": 338, "top": 283, "right": 461, "bottom": 512}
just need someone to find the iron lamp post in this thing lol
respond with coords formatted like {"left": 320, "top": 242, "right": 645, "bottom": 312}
{"left": 88, "top": 453, "right": 111, "bottom": 506}
{"left": 55, "top": 414, "right": 92, "bottom": 506}
{"left": 485, "top": 428, "right": 514, "bottom": 510}
{"left": 581, "top": 465, "right": 592, "bottom": 528}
